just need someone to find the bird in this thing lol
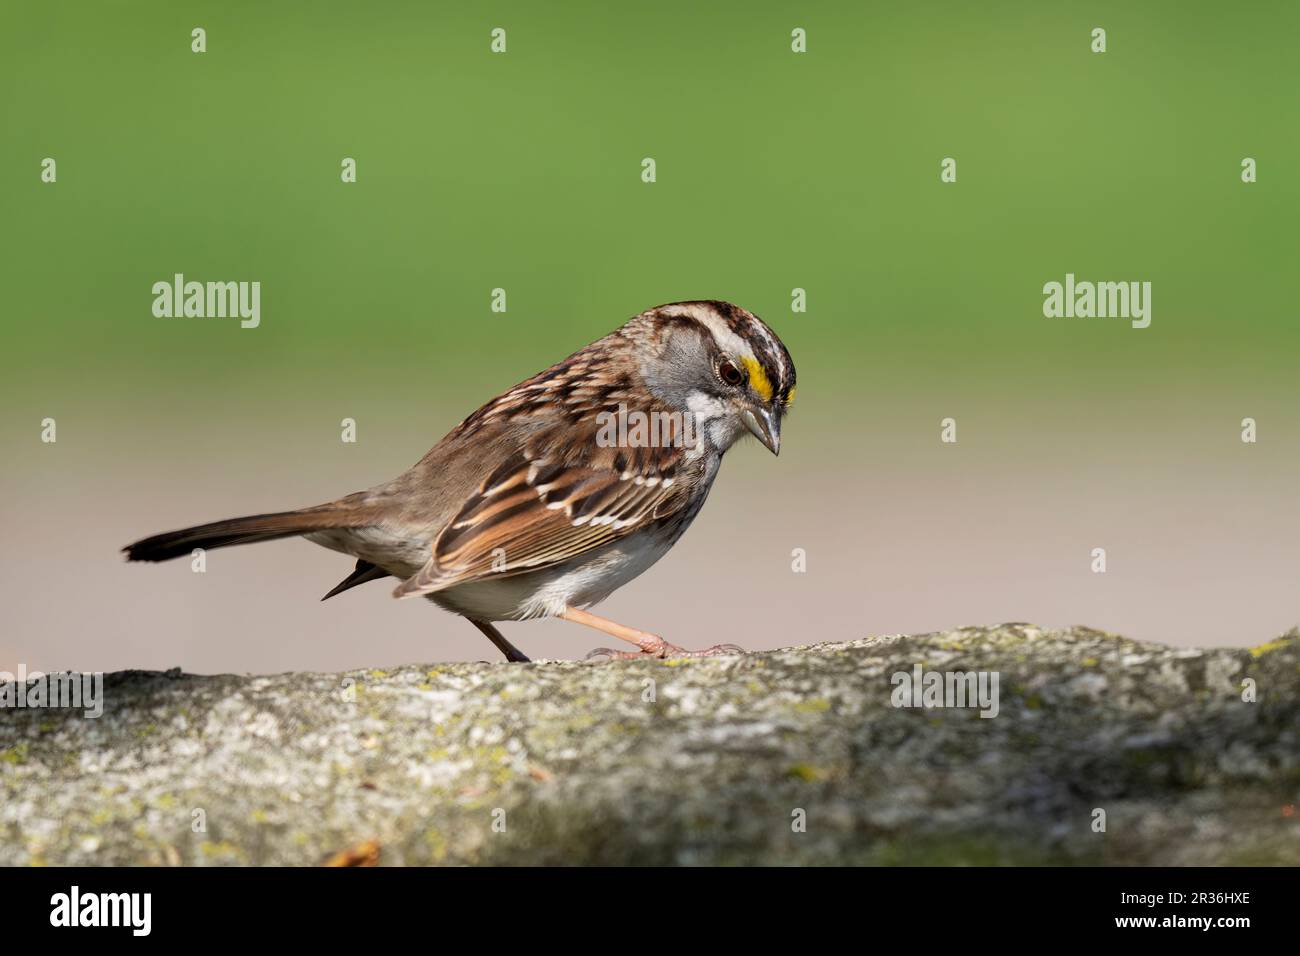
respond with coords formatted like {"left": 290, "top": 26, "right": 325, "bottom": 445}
{"left": 123, "top": 300, "right": 796, "bottom": 663}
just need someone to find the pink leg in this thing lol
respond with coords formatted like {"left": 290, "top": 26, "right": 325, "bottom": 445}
{"left": 558, "top": 606, "right": 745, "bottom": 661}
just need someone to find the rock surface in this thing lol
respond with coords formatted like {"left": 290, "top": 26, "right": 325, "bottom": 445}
{"left": 2, "top": 624, "right": 1298, "bottom": 865}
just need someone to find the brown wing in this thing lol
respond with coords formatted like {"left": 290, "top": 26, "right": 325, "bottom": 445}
{"left": 393, "top": 419, "right": 695, "bottom": 599}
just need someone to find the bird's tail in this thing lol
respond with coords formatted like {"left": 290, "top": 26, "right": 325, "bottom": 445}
{"left": 122, "top": 502, "right": 372, "bottom": 563}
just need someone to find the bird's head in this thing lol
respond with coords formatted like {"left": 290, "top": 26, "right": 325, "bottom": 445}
{"left": 632, "top": 300, "right": 796, "bottom": 455}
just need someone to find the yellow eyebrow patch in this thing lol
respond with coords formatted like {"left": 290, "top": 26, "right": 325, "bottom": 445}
{"left": 785, "top": 384, "right": 796, "bottom": 405}
{"left": 740, "top": 356, "right": 774, "bottom": 403}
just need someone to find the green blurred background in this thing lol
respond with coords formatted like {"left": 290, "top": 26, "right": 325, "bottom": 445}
{"left": 2, "top": 1, "right": 1296, "bottom": 673}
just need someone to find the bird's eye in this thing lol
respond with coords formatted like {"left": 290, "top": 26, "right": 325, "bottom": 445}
{"left": 718, "top": 360, "right": 744, "bottom": 387}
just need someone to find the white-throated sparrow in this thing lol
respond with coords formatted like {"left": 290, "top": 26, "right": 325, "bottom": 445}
{"left": 124, "top": 300, "right": 796, "bottom": 662}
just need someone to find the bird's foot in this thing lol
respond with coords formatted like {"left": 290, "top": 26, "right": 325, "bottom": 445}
{"left": 585, "top": 637, "right": 745, "bottom": 662}
{"left": 468, "top": 619, "right": 531, "bottom": 662}
{"left": 477, "top": 650, "right": 531, "bottom": 663}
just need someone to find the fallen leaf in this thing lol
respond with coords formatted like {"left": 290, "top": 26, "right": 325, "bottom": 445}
{"left": 323, "top": 839, "right": 380, "bottom": 867}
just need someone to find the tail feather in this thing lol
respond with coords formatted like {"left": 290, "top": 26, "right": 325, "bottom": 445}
{"left": 123, "top": 505, "right": 362, "bottom": 563}
{"left": 321, "top": 559, "right": 390, "bottom": 600}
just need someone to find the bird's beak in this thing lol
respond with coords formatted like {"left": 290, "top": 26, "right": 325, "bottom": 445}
{"left": 742, "top": 406, "right": 781, "bottom": 456}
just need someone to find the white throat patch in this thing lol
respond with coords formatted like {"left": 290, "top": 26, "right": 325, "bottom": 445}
{"left": 685, "top": 389, "right": 745, "bottom": 451}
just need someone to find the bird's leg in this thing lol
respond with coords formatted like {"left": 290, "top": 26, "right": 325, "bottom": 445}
{"left": 558, "top": 606, "right": 743, "bottom": 661}
{"left": 468, "top": 619, "right": 531, "bottom": 663}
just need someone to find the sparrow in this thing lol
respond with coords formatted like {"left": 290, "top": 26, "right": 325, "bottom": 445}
{"left": 124, "top": 300, "right": 796, "bottom": 663}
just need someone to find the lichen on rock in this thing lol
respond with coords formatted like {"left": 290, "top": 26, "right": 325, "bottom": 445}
{"left": 1, "top": 624, "right": 1297, "bottom": 865}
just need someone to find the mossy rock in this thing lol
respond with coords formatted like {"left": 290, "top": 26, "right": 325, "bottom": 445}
{"left": 1, "top": 624, "right": 1296, "bottom": 865}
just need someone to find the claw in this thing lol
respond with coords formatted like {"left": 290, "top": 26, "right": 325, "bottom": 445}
{"left": 696, "top": 643, "right": 746, "bottom": 657}
{"left": 584, "top": 643, "right": 747, "bottom": 662}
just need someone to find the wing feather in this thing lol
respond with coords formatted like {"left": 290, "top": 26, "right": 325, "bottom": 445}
{"left": 393, "top": 439, "right": 692, "bottom": 600}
